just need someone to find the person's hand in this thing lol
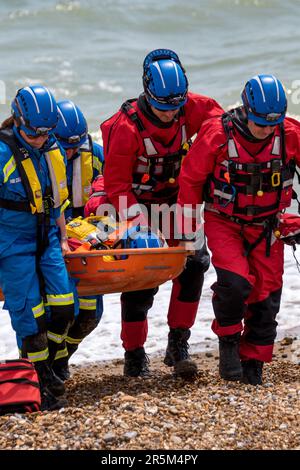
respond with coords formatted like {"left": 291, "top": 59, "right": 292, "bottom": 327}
{"left": 60, "top": 238, "right": 70, "bottom": 256}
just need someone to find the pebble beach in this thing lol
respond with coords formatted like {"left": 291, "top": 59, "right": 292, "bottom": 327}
{"left": 0, "top": 337, "right": 299, "bottom": 451}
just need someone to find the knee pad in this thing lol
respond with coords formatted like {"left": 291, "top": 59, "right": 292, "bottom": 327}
{"left": 245, "top": 288, "right": 282, "bottom": 344}
{"left": 212, "top": 268, "right": 252, "bottom": 324}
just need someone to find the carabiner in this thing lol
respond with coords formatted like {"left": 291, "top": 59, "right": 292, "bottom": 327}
{"left": 271, "top": 172, "right": 281, "bottom": 187}
{"left": 220, "top": 184, "right": 236, "bottom": 208}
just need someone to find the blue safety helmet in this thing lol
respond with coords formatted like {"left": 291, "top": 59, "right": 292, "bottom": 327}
{"left": 241, "top": 74, "right": 287, "bottom": 126}
{"left": 11, "top": 85, "right": 58, "bottom": 136}
{"left": 143, "top": 49, "right": 188, "bottom": 111}
{"left": 121, "top": 226, "right": 163, "bottom": 249}
{"left": 55, "top": 100, "right": 88, "bottom": 149}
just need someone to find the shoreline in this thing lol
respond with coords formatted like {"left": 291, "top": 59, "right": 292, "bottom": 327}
{"left": 70, "top": 331, "right": 300, "bottom": 369}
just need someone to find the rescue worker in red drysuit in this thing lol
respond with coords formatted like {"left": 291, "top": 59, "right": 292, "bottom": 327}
{"left": 178, "top": 74, "right": 300, "bottom": 385}
{"left": 99, "top": 49, "right": 224, "bottom": 378}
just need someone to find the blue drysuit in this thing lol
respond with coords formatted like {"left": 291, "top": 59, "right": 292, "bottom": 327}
{"left": 0, "top": 127, "right": 74, "bottom": 363}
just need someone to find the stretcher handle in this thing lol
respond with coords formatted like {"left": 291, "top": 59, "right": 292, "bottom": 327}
{"left": 65, "top": 247, "right": 194, "bottom": 258}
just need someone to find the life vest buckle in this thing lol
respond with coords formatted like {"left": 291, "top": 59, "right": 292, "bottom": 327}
{"left": 246, "top": 163, "right": 260, "bottom": 174}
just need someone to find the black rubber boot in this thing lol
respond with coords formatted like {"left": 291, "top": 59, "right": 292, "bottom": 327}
{"left": 40, "top": 388, "right": 68, "bottom": 411}
{"left": 164, "top": 328, "right": 198, "bottom": 378}
{"left": 242, "top": 359, "right": 263, "bottom": 385}
{"left": 34, "top": 361, "right": 66, "bottom": 397}
{"left": 22, "top": 333, "right": 66, "bottom": 395}
{"left": 34, "top": 360, "right": 68, "bottom": 411}
{"left": 218, "top": 332, "right": 243, "bottom": 381}
{"left": 52, "top": 357, "right": 71, "bottom": 382}
{"left": 124, "top": 347, "right": 150, "bottom": 377}
{"left": 52, "top": 341, "right": 80, "bottom": 382}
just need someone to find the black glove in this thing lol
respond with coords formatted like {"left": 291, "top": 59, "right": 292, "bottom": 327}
{"left": 281, "top": 234, "right": 300, "bottom": 246}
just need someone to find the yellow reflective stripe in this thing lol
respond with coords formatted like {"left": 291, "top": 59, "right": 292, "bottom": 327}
{"left": 46, "top": 292, "right": 74, "bottom": 306}
{"left": 27, "top": 348, "right": 49, "bottom": 362}
{"left": 54, "top": 347, "right": 68, "bottom": 360}
{"left": 3, "top": 155, "right": 16, "bottom": 183}
{"left": 79, "top": 298, "right": 97, "bottom": 310}
{"left": 47, "top": 330, "right": 66, "bottom": 344}
{"left": 93, "top": 155, "right": 103, "bottom": 174}
{"left": 66, "top": 336, "right": 82, "bottom": 345}
{"left": 32, "top": 301, "right": 45, "bottom": 319}
{"left": 21, "top": 158, "right": 43, "bottom": 213}
{"left": 60, "top": 198, "right": 70, "bottom": 214}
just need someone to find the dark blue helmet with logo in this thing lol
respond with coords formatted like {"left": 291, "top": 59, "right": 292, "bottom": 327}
{"left": 11, "top": 85, "right": 58, "bottom": 136}
{"left": 143, "top": 49, "right": 188, "bottom": 111}
{"left": 241, "top": 74, "right": 287, "bottom": 126}
{"left": 55, "top": 100, "right": 88, "bottom": 149}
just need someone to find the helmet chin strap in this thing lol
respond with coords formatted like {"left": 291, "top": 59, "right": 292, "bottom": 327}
{"left": 231, "top": 107, "right": 268, "bottom": 143}
{"left": 139, "top": 95, "right": 178, "bottom": 128}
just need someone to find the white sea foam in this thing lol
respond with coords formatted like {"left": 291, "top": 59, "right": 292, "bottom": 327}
{"left": 55, "top": 1, "right": 81, "bottom": 12}
{"left": 98, "top": 81, "right": 123, "bottom": 94}
{"left": 8, "top": 9, "right": 33, "bottom": 20}
{"left": 33, "top": 57, "right": 60, "bottom": 64}
{"left": 59, "top": 69, "right": 74, "bottom": 78}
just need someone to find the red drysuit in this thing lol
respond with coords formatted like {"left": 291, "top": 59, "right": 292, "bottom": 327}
{"left": 99, "top": 92, "right": 223, "bottom": 351}
{"left": 178, "top": 112, "right": 300, "bottom": 361}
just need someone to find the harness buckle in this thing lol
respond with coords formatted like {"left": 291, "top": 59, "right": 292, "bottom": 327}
{"left": 246, "top": 206, "right": 257, "bottom": 217}
{"left": 246, "top": 163, "right": 260, "bottom": 174}
{"left": 271, "top": 159, "right": 281, "bottom": 172}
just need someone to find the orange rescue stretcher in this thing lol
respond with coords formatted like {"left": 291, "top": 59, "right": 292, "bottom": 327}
{"left": 0, "top": 247, "right": 189, "bottom": 300}
{"left": 65, "top": 246, "right": 188, "bottom": 295}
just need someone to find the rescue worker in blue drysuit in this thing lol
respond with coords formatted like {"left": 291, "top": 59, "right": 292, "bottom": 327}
{"left": 52, "top": 100, "right": 104, "bottom": 381}
{"left": 0, "top": 85, "right": 74, "bottom": 411}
